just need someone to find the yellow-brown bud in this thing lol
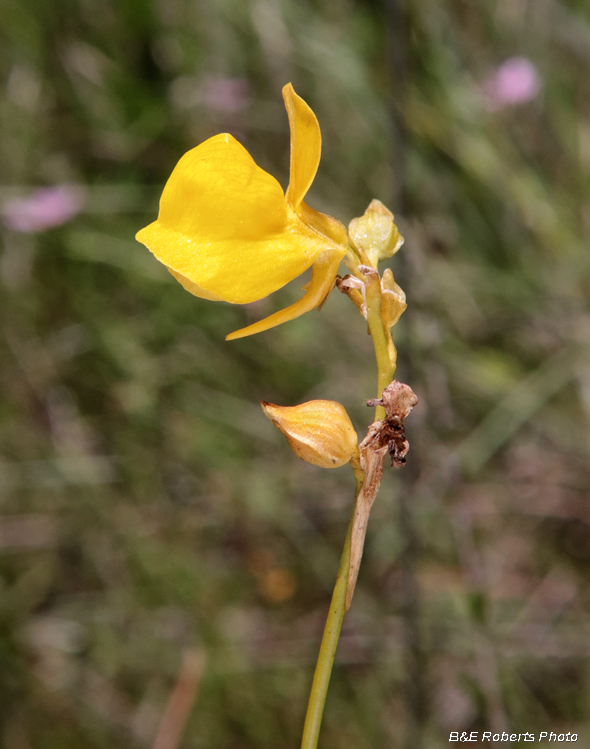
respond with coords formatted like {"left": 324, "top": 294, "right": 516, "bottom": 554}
{"left": 260, "top": 400, "right": 358, "bottom": 469}
{"left": 348, "top": 199, "right": 404, "bottom": 268}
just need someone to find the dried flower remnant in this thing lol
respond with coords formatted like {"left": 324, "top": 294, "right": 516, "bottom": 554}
{"left": 365, "top": 380, "right": 418, "bottom": 466}
{"left": 261, "top": 400, "right": 358, "bottom": 469}
{"left": 2, "top": 185, "right": 85, "bottom": 233}
{"left": 482, "top": 57, "right": 541, "bottom": 111}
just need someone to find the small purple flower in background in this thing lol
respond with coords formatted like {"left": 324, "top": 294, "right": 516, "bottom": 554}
{"left": 2, "top": 184, "right": 85, "bottom": 233}
{"left": 482, "top": 57, "right": 541, "bottom": 111}
{"left": 203, "top": 77, "right": 251, "bottom": 114}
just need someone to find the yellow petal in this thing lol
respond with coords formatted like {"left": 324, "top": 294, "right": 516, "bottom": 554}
{"left": 283, "top": 83, "right": 321, "bottom": 210}
{"left": 167, "top": 268, "right": 224, "bottom": 301}
{"left": 282, "top": 85, "right": 348, "bottom": 247}
{"left": 136, "top": 133, "right": 327, "bottom": 304}
{"left": 298, "top": 201, "right": 348, "bottom": 246}
{"left": 261, "top": 399, "right": 358, "bottom": 469}
{"left": 225, "top": 247, "right": 344, "bottom": 340}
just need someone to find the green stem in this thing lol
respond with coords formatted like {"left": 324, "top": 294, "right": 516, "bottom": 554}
{"left": 365, "top": 276, "right": 394, "bottom": 419}
{"left": 299, "top": 263, "right": 397, "bottom": 747}
{"left": 300, "top": 469, "right": 364, "bottom": 749}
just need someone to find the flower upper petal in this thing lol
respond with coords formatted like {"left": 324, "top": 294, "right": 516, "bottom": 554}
{"left": 136, "top": 133, "right": 328, "bottom": 304}
{"left": 283, "top": 83, "right": 321, "bottom": 210}
{"left": 283, "top": 85, "right": 348, "bottom": 246}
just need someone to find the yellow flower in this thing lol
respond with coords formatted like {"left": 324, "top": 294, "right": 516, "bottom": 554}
{"left": 136, "top": 84, "right": 348, "bottom": 340}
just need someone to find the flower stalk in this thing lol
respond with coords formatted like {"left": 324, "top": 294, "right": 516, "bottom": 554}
{"left": 135, "top": 83, "right": 416, "bottom": 749}
{"left": 296, "top": 194, "right": 418, "bottom": 748}
{"left": 299, "top": 290, "right": 417, "bottom": 749}
{"left": 300, "top": 463, "right": 364, "bottom": 749}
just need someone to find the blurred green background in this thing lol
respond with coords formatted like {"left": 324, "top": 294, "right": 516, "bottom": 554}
{"left": 1, "top": 0, "right": 590, "bottom": 747}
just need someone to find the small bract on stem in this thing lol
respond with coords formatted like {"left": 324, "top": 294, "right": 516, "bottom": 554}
{"left": 136, "top": 83, "right": 416, "bottom": 749}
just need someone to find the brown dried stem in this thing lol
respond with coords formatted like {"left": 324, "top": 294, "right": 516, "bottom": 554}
{"left": 346, "top": 381, "right": 418, "bottom": 609}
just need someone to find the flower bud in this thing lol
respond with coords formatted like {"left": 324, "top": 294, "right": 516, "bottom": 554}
{"left": 348, "top": 199, "right": 404, "bottom": 268}
{"left": 261, "top": 400, "right": 358, "bottom": 468}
